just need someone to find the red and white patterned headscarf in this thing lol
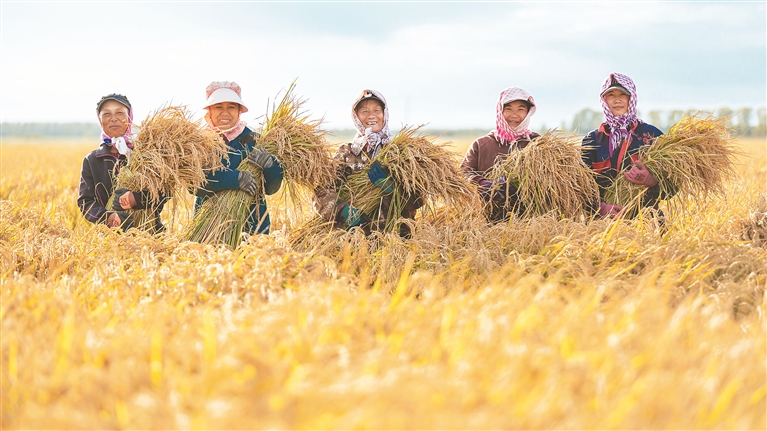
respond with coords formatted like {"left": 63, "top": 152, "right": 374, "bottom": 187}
{"left": 600, "top": 72, "right": 639, "bottom": 154}
{"left": 495, "top": 87, "right": 536, "bottom": 146}
{"left": 350, "top": 89, "right": 391, "bottom": 158}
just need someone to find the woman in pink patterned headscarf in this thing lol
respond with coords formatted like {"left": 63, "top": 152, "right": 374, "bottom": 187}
{"left": 460, "top": 87, "right": 540, "bottom": 222}
{"left": 581, "top": 72, "right": 670, "bottom": 220}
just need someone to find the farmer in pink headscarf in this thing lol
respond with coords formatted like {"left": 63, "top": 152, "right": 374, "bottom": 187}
{"left": 581, "top": 72, "right": 672, "bottom": 219}
{"left": 460, "top": 87, "right": 540, "bottom": 222}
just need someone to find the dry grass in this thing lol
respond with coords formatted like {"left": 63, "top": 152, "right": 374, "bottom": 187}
{"left": 1, "top": 136, "right": 765, "bottom": 429}
{"left": 488, "top": 130, "right": 600, "bottom": 219}
{"left": 340, "top": 126, "right": 479, "bottom": 232}
{"left": 606, "top": 114, "right": 740, "bottom": 213}
{"left": 117, "top": 105, "right": 228, "bottom": 202}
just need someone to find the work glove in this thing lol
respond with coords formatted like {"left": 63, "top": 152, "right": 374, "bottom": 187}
{"left": 240, "top": 132, "right": 261, "bottom": 147}
{"left": 624, "top": 161, "right": 658, "bottom": 187}
{"left": 247, "top": 145, "right": 275, "bottom": 169}
{"left": 238, "top": 171, "right": 259, "bottom": 196}
{"left": 367, "top": 161, "right": 395, "bottom": 194}
{"left": 599, "top": 201, "right": 623, "bottom": 218}
{"left": 341, "top": 204, "right": 371, "bottom": 228}
{"left": 111, "top": 188, "right": 137, "bottom": 210}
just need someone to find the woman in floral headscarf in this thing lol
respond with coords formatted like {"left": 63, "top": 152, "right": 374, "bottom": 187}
{"left": 581, "top": 72, "right": 670, "bottom": 219}
{"left": 460, "top": 87, "right": 540, "bottom": 222}
{"left": 313, "top": 89, "right": 422, "bottom": 237}
{"left": 78, "top": 93, "right": 167, "bottom": 231}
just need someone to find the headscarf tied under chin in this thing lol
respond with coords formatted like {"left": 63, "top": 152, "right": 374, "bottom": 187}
{"left": 97, "top": 94, "right": 134, "bottom": 158}
{"left": 204, "top": 110, "right": 247, "bottom": 143}
{"left": 600, "top": 72, "right": 639, "bottom": 155}
{"left": 495, "top": 87, "right": 536, "bottom": 146}
{"left": 203, "top": 81, "right": 248, "bottom": 142}
{"left": 350, "top": 89, "right": 391, "bottom": 159}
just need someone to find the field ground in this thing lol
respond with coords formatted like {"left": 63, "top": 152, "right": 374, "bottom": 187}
{"left": 1, "top": 136, "right": 766, "bottom": 429}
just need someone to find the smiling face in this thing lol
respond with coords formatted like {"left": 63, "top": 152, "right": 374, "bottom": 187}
{"left": 208, "top": 102, "right": 241, "bottom": 130}
{"left": 355, "top": 99, "right": 385, "bottom": 133}
{"left": 98, "top": 100, "right": 130, "bottom": 138}
{"left": 502, "top": 100, "right": 530, "bottom": 128}
{"left": 602, "top": 89, "right": 631, "bottom": 116}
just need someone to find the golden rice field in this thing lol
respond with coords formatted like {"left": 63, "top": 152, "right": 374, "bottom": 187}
{"left": 1, "top": 136, "right": 766, "bottom": 429}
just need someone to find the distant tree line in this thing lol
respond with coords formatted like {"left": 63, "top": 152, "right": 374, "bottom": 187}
{"left": 1, "top": 122, "right": 101, "bottom": 138}
{"left": 565, "top": 107, "right": 766, "bottom": 137}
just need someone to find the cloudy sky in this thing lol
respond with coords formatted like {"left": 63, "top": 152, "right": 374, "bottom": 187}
{"left": 1, "top": 1, "right": 765, "bottom": 131}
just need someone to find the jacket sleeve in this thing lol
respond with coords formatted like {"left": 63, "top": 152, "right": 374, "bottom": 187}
{"left": 313, "top": 149, "right": 351, "bottom": 226}
{"left": 196, "top": 166, "right": 240, "bottom": 197}
{"left": 460, "top": 139, "right": 486, "bottom": 184}
{"left": 78, "top": 156, "right": 108, "bottom": 224}
{"left": 262, "top": 159, "right": 284, "bottom": 195}
{"left": 132, "top": 191, "right": 170, "bottom": 210}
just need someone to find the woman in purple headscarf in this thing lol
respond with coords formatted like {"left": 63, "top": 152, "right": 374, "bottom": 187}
{"left": 77, "top": 93, "right": 167, "bottom": 231}
{"left": 460, "top": 87, "right": 540, "bottom": 222}
{"left": 582, "top": 72, "right": 671, "bottom": 219}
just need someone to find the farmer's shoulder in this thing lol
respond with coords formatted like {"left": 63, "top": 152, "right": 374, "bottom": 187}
{"left": 472, "top": 132, "right": 501, "bottom": 149}
{"left": 637, "top": 122, "right": 663, "bottom": 137}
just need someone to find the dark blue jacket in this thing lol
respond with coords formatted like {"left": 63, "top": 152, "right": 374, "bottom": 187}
{"left": 78, "top": 143, "right": 167, "bottom": 230}
{"left": 582, "top": 121, "right": 672, "bottom": 213}
{"left": 194, "top": 127, "right": 284, "bottom": 234}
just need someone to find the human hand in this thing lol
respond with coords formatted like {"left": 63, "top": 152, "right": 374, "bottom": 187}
{"left": 367, "top": 161, "right": 394, "bottom": 193}
{"left": 624, "top": 161, "right": 658, "bottom": 187}
{"left": 247, "top": 145, "right": 275, "bottom": 169}
{"left": 238, "top": 171, "right": 258, "bottom": 196}
{"left": 599, "top": 201, "right": 624, "bottom": 218}
{"left": 107, "top": 212, "right": 122, "bottom": 228}
{"left": 112, "top": 188, "right": 137, "bottom": 210}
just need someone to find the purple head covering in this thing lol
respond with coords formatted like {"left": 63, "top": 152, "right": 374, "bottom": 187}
{"left": 600, "top": 73, "right": 639, "bottom": 155}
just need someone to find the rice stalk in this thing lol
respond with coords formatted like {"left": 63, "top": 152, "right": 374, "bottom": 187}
{"left": 488, "top": 130, "right": 600, "bottom": 218}
{"left": 118, "top": 105, "right": 227, "bottom": 201}
{"left": 106, "top": 105, "right": 227, "bottom": 231}
{"left": 257, "top": 80, "right": 335, "bottom": 206}
{"left": 340, "top": 125, "right": 479, "bottom": 232}
{"left": 606, "top": 113, "right": 740, "bottom": 213}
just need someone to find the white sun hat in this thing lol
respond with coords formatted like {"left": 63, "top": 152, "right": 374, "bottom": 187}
{"left": 203, "top": 81, "right": 248, "bottom": 113}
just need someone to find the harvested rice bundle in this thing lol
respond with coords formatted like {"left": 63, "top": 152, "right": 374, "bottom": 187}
{"left": 339, "top": 125, "right": 478, "bottom": 232}
{"left": 257, "top": 82, "right": 336, "bottom": 196}
{"left": 605, "top": 113, "right": 739, "bottom": 212}
{"left": 115, "top": 105, "right": 227, "bottom": 201}
{"left": 487, "top": 130, "right": 600, "bottom": 218}
{"left": 186, "top": 82, "right": 332, "bottom": 247}
{"left": 107, "top": 105, "right": 226, "bottom": 231}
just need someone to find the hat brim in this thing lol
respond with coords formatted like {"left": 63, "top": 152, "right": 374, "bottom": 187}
{"left": 203, "top": 88, "right": 248, "bottom": 113}
{"left": 601, "top": 85, "right": 631, "bottom": 97}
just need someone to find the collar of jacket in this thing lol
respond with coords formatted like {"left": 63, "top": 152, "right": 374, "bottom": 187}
{"left": 598, "top": 121, "right": 638, "bottom": 135}
{"left": 94, "top": 143, "right": 123, "bottom": 159}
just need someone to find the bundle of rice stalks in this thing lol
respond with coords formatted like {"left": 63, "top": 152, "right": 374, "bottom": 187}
{"left": 487, "top": 130, "right": 600, "bottom": 218}
{"left": 605, "top": 113, "right": 739, "bottom": 212}
{"left": 115, "top": 105, "right": 227, "bottom": 200}
{"left": 339, "top": 125, "right": 478, "bottom": 232}
{"left": 107, "top": 105, "right": 228, "bottom": 231}
{"left": 185, "top": 82, "right": 333, "bottom": 247}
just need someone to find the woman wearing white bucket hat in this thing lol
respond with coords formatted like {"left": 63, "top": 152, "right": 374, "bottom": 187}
{"left": 194, "top": 81, "right": 284, "bottom": 235}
